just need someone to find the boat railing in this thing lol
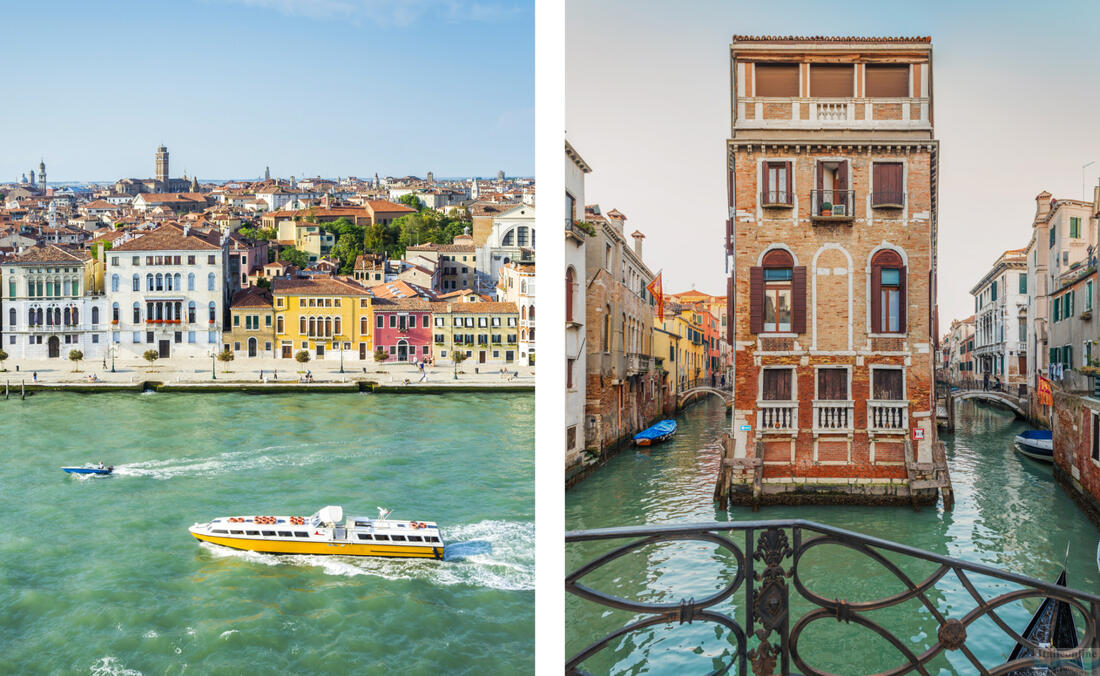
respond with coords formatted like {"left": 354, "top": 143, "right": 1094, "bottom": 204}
{"left": 566, "top": 520, "right": 1100, "bottom": 674}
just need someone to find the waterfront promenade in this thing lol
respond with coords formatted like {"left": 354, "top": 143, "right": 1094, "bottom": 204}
{"left": 0, "top": 356, "right": 533, "bottom": 390}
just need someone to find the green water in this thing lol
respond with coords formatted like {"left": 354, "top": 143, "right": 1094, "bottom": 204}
{"left": 566, "top": 399, "right": 1100, "bottom": 674}
{"left": 0, "top": 392, "right": 533, "bottom": 675}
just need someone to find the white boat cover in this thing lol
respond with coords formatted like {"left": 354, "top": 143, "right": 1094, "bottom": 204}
{"left": 315, "top": 505, "right": 344, "bottom": 525}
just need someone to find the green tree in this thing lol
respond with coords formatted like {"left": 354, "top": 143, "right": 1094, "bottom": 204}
{"left": 217, "top": 348, "right": 234, "bottom": 373}
{"left": 363, "top": 222, "right": 402, "bottom": 258}
{"left": 68, "top": 349, "right": 84, "bottom": 372}
{"left": 0, "top": 348, "right": 9, "bottom": 371}
{"left": 255, "top": 277, "right": 272, "bottom": 290}
{"left": 453, "top": 351, "right": 468, "bottom": 365}
{"left": 295, "top": 350, "right": 311, "bottom": 365}
{"left": 331, "top": 233, "right": 365, "bottom": 274}
{"left": 397, "top": 193, "right": 425, "bottom": 211}
{"left": 373, "top": 347, "right": 389, "bottom": 363}
{"left": 278, "top": 247, "right": 310, "bottom": 269}
{"left": 142, "top": 350, "right": 159, "bottom": 369}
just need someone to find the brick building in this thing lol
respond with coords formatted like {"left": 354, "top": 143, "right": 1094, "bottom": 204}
{"left": 724, "top": 35, "right": 941, "bottom": 505}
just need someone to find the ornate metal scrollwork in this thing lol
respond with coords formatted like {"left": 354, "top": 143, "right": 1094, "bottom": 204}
{"left": 567, "top": 520, "right": 1100, "bottom": 675}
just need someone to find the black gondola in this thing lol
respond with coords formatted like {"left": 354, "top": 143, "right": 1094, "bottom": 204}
{"left": 1006, "top": 569, "right": 1081, "bottom": 674}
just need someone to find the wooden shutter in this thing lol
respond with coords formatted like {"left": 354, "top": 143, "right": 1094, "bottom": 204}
{"left": 810, "top": 64, "right": 853, "bottom": 97}
{"left": 865, "top": 65, "right": 910, "bottom": 97}
{"left": 749, "top": 267, "right": 764, "bottom": 334}
{"left": 763, "top": 369, "right": 792, "bottom": 401}
{"left": 873, "top": 368, "right": 903, "bottom": 400}
{"left": 792, "top": 266, "right": 807, "bottom": 334}
{"left": 870, "top": 263, "right": 882, "bottom": 333}
{"left": 726, "top": 275, "right": 735, "bottom": 343}
{"left": 565, "top": 267, "right": 574, "bottom": 322}
{"left": 899, "top": 265, "right": 908, "bottom": 332}
{"left": 818, "top": 368, "right": 848, "bottom": 400}
{"left": 784, "top": 161, "right": 792, "bottom": 202}
{"left": 754, "top": 63, "right": 799, "bottom": 97}
{"left": 836, "top": 161, "right": 848, "bottom": 210}
{"left": 761, "top": 162, "right": 770, "bottom": 202}
{"left": 815, "top": 160, "right": 824, "bottom": 212}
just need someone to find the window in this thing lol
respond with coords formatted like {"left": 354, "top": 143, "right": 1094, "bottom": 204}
{"left": 810, "top": 63, "right": 853, "bottom": 97}
{"left": 91, "top": 307, "right": 99, "bottom": 325}
{"left": 1071, "top": 217, "right": 1081, "bottom": 239}
{"left": 208, "top": 255, "right": 216, "bottom": 265}
{"left": 817, "top": 368, "right": 848, "bottom": 400}
{"left": 761, "top": 250, "right": 793, "bottom": 332}
{"left": 871, "top": 250, "right": 906, "bottom": 333}
{"left": 754, "top": 63, "right": 799, "bottom": 97}
{"left": 1093, "top": 411, "right": 1100, "bottom": 463}
{"left": 1089, "top": 282, "right": 1095, "bottom": 312}
{"left": 1050, "top": 224, "right": 1056, "bottom": 248}
{"left": 762, "top": 161, "right": 792, "bottom": 205}
{"left": 1054, "top": 297, "right": 1062, "bottom": 322}
{"left": 208, "top": 273, "right": 216, "bottom": 291}
{"left": 872, "top": 368, "right": 904, "bottom": 400}
{"left": 865, "top": 64, "right": 910, "bottom": 97}
{"left": 762, "top": 368, "right": 793, "bottom": 400}
{"left": 871, "top": 163, "right": 904, "bottom": 207}
{"left": 1019, "top": 273, "right": 1027, "bottom": 295}
{"left": 991, "top": 280, "right": 998, "bottom": 302}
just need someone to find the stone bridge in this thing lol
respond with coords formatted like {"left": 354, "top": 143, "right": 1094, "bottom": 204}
{"left": 939, "top": 388, "right": 1028, "bottom": 428}
{"left": 678, "top": 386, "right": 732, "bottom": 408}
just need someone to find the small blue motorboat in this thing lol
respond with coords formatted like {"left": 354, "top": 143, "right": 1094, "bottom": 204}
{"left": 634, "top": 420, "right": 677, "bottom": 446}
{"left": 61, "top": 465, "right": 113, "bottom": 475}
{"left": 1013, "top": 430, "right": 1053, "bottom": 462}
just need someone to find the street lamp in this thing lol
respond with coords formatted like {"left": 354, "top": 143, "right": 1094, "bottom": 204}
{"left": 452, "top": 334, "right": 458, "bottom": 380}
{"left": 110, "top": 342, "right": 116, "bottom": 373}
{"left": 339, "top": 341, "right": 344, "bottom": 374}
{"left": 211, "top": 349, "right": 216, "bottom": 380}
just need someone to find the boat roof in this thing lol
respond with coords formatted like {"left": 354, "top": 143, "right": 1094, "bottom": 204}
{"left": 315, "top": 505, "right": 343, "bottom": 524}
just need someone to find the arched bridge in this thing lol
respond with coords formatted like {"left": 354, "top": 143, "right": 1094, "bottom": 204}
{"left": 945, "top": 389, "right": 1027, "bottom": 419}
{"left": 678, "top": 386, "right": 732, "bottom": 408}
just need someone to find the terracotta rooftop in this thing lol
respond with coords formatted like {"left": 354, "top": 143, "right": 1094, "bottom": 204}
{"left": 271, "top": 275, "right": 370, "bottom": 296}
{"left": 8, "top": 244, "right": 90, "bottom": 264}
{"left": 732, "top": 35, "right": 931, "bottom": 44}
{"left": 112, "top": 224, "right": 221, "bottom": 251}
{"left": 429, "top": 301, "right": 518, "bottom": 315}
{"left": 230, "top": 286, "right": 273, "bottom": 309}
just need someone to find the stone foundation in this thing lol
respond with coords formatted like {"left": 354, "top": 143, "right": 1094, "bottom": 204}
{"left": 1053, "top": 463, "right": 1100, "bottom": 531}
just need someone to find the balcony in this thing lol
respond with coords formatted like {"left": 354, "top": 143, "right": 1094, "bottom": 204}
{"left": 868, "top": 400, "right": 908, "bottom": 433}
{"left": 759, "top": 190, "right": 792, "bottom": 208}
{"left": 871, "top": 191, "right": 906, "bottom": 209}
{"left": 734, "top": 96, "right": 932, "bottom": 131}
{"left": 812, "top": 400, "right": 853, "bottom": 433}
{"left": 756, "top": 401, "right": 797, "bottom": 433}
{"left": 810, "top": 190, "right": 854, "bottom": 223}
{"left": 626, "top": 353, "right": 653, "bottom": 376}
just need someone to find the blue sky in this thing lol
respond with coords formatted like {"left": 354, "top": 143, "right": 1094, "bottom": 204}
{"left": 567, "top": 0, "right": 1100, "bottom": 325}
{"left": 3, "top": 0, "right": 532, "bottom": 182}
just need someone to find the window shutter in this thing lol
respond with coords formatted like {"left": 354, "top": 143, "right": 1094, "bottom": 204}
{"left": 726, "top": 275, "right": 735, "bottom": 343}
{"left": 815, "top": 160, "right": 824, "bottom": 213}
{"left": 836, "top": 161, "right": 848, "bottom": 193}
{"left": 761, "top": 162, "right": 770, "bottom": 201}
{"left": 899, "top": 266, "right": 908, "bottom": 332}
{"left": 792, "top": 266, "right": 807, "bottom": 334}
{"left": 749, "top": 266, "right": 764, "bottom": 334}
{"left": 871, "top": 264, "right": 882, "bottom": 333}
{"left": 784, "top": 161, "right": 793, "bottom": 202}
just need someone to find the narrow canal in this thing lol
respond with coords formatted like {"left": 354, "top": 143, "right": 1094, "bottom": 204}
{"left": 0, "top": 392, "right": 533, "bottom": 675}
{"left": 566, "top": 398, "right": 1100, "bottom": 674}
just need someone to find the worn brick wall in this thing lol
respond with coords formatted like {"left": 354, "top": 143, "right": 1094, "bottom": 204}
{"left": 731, "top": 145, "right": 936, "bottom": 479}
{"left": 1052, "top": 390, "right": 1100, "bottom": 526}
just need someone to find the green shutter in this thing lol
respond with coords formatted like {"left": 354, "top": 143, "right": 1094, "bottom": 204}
{"left": 991, "top": 281, "right": 998, "bottom": 301}
{"left": 1067, "top": 345, "right": 1074, "bottom": 368}
{"left": 1054, "top": 298, "right": 1061, "bottom": 321}
{"left": 1071, "top": 217, "right": 1081, "bottom": 238}
{"left": 1050, "top": 225, "right": 1057, "bottom": 247}
{"left": 1019, "top": 273, "right": 1027, "bottom": 294}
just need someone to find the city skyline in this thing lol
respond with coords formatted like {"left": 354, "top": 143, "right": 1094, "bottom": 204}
{"left": 1, "top": 0, "right": 533, "bottom": 183}
{"left": 566, "top": 0, "right": 1100, "bottom": 326}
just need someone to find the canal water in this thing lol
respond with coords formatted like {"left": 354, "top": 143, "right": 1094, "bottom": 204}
{"left": 566, "top": 398, "right": 1100, "bottom": 674}
{"left": 0, "top": 392, "right": 533, "bottom": 675}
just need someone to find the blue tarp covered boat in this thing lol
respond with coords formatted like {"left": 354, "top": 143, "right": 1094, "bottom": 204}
{"left": 634, "top": 420, "right": 677, "bottom": 446}
{"left": 61, "top": 465, "right": 113, "bottom": 475}
{"left": 1013, "top": 430, "right": 1053, "bottom": 462}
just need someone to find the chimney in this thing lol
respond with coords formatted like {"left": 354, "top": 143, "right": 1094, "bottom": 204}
{"left": 631, "top": 230, "right": 645, "bottom": 258}
{"left": 183, "top": 224, "right": 190, "bottom": 236}
{"left": 1035, "top": 191, "right": 1053, "bottom": 222}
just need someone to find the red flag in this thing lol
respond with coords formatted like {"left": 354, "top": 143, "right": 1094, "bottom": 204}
{"left": 1037, "top": 376, "right": 1053, "bottom": 407}
{"left": 646, "top": 272, "right": 664, "bottom": 322}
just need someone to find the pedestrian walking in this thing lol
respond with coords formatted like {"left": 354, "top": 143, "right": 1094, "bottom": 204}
{"left": 32, "top": 371, "right": 37, "bottom": 382}
{"left": 273, "top": 370, "right": 278, "bottom": 381}
{"left": 259, "top": 369, "right": 264, "bottom": 381}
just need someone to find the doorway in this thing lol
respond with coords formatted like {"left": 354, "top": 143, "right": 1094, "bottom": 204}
{"left": 248, "top": 337, "right": 257, "bottom": 357}
{"left": 479, "top": 350, "right": 486, "bottom": 364}
{"left": 158, "top": 340, "right": 170, "bottom": 358}
{"left": 47, "top": 336, "right": 60, "bottom": 358}
{"left": 397, "top": 340, "right": 408, "bottom": 361}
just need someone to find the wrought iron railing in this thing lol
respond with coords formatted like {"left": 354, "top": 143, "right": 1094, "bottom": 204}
{"left": 810, "top": 190, "right": 854, "bottom": 219}
{"left": 566, "top": 520, "right": 1100, "bottom": 675}
{"left": 760, "top": 191, "right": 794, "bottom": 207}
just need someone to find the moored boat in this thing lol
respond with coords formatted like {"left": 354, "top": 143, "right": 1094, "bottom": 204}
{"left": 1013, "top": 430, "right": 1053, "bottom": 462}
{"left": 633, "top": 419, "right": 677, "bottom": 446}
{"left": 61, "top": 465, "right": 113, "bottom": 475}
{"left": 1006, "top": 569, "right": 1081, "bottom": 674}
{"left": 188, "top": 505, "right": 444, "bottom": 559}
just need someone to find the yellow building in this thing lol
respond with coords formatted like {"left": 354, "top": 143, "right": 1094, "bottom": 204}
{"left": 653, "top": 304, "right": 707, "bottom": 396}
{"left": 225, "top": 286, "right": 276, "bottom": 358}
{"left": 271, "top": 275, "right": 373, "bottom": 361}
{"left": 429, "top": 300, "right": 520, "bottom": 365}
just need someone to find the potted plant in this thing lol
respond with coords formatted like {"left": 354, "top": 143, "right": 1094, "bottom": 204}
{"left": 821, "top": 201, "right": 833, "bottom": 217}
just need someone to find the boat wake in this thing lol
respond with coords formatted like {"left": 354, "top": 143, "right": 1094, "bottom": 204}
{"left": 198, "top": 519, "right": 533, "bottom": 591}
{"left": 89, "top": 656, "right": 143, "bottom": 676}
{"left": 110, "top": 442, "right": 357, "bottom": 480}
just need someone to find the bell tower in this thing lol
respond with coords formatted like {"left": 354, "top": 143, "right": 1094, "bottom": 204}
{"left": 155, "top": 145, "right": 169, "bottom": 185}
{"left": 38, "top": 160, "right": 46, "bottom": 193}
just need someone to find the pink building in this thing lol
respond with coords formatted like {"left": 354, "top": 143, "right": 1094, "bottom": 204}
{"left": 372, "top": 297, "right": 433, "bottom": 363}
{"left": 229, "top": 233, "right": 269, "bottom": 288}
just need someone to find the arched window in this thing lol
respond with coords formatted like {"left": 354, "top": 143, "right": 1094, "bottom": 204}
{"left": 502, "top": 229, "right": 514, "bottom": 246}
{"left": 8, "top": 307, "right": 15, "bottom": 327}
{"left": 565, "top": 267, "right": 575, "bottom": 322}
{"left": 133, "top": 274, "right": 140, "bottom": 291}
{"left": 62, "top": 307, "right": 70, "bottom": 325}
{"left": 174, "top": 273, "right": 182, "bottom": 291}
{"left": 146, "top": 273, "right": 153, "bottom": 291}
{"left": 334, "top": 317, "right": 341, "bottom": 336}
{"left": 91, "top": 307, "right": 99, "bottom": 325}
{"left": 300, "top": 316, "right": 307, "bottom": 335}
{"left": 871, "top": 249, "right": 906, "bottom": 334}
{"left": 602, "top": 305, "right": 610, "bottom": 351}
{"left": 751, "top": 249, "right": 796, "bottom": 334}
{"left": 111, "top": 274, "right": 119, "bottom": 292}
{"left": 155, "top": 273, "right": 163, "bottom": 291}
{"left": 208, "top": 273, "right": 216, "bottom": 291}
{"left": 112, "top": 302, "right": 119, "bottom": 322}
{"left": 188, "top": 273, "right": 195, "bottom": 291}
{"left": 188, "top": 301, "right": 196, "bottom": 323}
{"left": 133, "top": 302, "right": 141, "bottom": 324}
{"left": 36, "top": 307, "right": 44, "bottom": 325}
{"left": 529, "top": 305, "right": 535, "bottom": 320}
{"left": 325, "top": 317, "right": 332, "bottom": 337}
{"left": 521, "top": 306, "right": 526, "bottom": 320}
{"left": 529, "top": 327, "right": 535, "bottom": 341}
{"left": 208, "top": 302, "right": 216, "bottom": 323}
{"left": 276, "top": 315, "right": 284, "bottom": 334}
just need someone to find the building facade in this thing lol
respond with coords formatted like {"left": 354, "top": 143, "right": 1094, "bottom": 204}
{"left": 271, "top": 276, "right": 371, "bottom": 361}
{"left": 372, "top": 298, "right": 433, "bottom": 364}
{"left": 725, "top": 36, "right": 940, "bottom": 504}
{"left": 498, "top": 261, "right": 535, "bottom": 365}
{"left": 969, "top": 249, "right": 1028, "bottom": 387}
{"left": 565, "top": 140, "right": 591, "bottom": 472}
{"left": 224, "top": 286, "right": 276, "bottom": 358}
{"left": 2, "top": 245, "right": 107, "bottom": 360}
{"left": 430, "top": 301, "right": 520, "bottom": 365}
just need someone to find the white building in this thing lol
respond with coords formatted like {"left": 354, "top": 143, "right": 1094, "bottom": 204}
{"left": 2, "top": 245, "right": 108, "bottom": 360}
{"left": 107, "top": 224, "right": 230, "bottom": 358}
{"left": 565, "top": 140, "right": 590, "bottom": 471}
{"left": 970, "top": 248, "right": 1028, "bottom": 386}
{"left": 498, "top": 260, "right": 535, "bottom": 365}
{"left": 477, "top": 203, "right": 535, "bottom": 290}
